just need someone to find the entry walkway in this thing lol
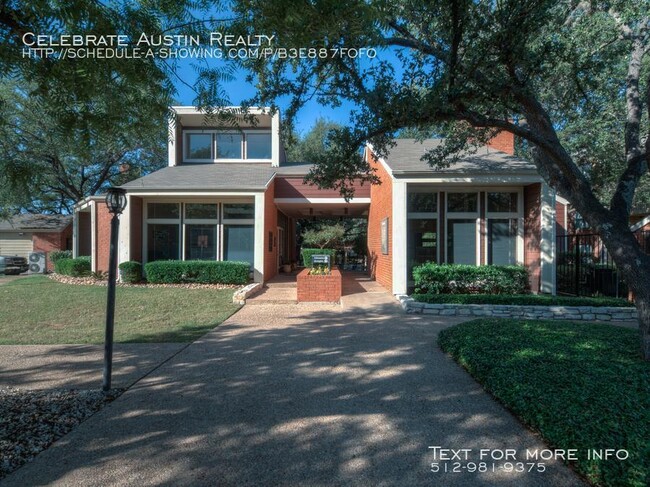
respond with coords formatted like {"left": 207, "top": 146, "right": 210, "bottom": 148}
{"left": 4, "top": 296, "right": 582, "bottom": 485}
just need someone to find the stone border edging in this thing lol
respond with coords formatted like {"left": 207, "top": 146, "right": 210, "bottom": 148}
{"left": 396, "top": 295, "right": 637, "bottom": 322}
{"left": 233, "top": 282, "right": 263, "bottom": 304}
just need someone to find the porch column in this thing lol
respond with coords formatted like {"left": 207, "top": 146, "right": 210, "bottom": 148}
{"left": 90, "top": 200, "right": 97, "bottom": 273}
{"left": 253, "top": 192, "right": 265, "bottom": 282}
{"left": 540, "top": 182, "right": 556, "bottom": 295}
{"left": 72, "top": 211, "right": 79, "bottom": 258}
{"left": 392, "top": 179, "right": 408, "bottom": 295}
{"left": 118, "top": 194, "right": 131, "bottom": 265}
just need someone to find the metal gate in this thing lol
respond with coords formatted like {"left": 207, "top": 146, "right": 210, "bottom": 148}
{"left": 556, "top": 231, "right": 649, "bottom": 297}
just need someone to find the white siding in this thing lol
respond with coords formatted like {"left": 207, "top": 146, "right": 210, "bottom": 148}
{"left": 0, "top": 233, "right": 33, "bottom": 258}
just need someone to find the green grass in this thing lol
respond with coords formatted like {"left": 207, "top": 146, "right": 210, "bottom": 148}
{"left": 0, "top": 276, "right": 240, "bottom": 344}
{"left": 439, "top": 319, "right": 650, "bottom": 487}
{"left": 413, "top": 293, "right": 632, "bottom": 307}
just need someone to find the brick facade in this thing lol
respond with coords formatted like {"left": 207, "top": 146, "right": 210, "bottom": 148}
{"left": 297, "top": 267, "right": 342, "bottom": 302}
{"left": 275, "top": 176, "right": 371, "bottom": 199}
{"left": 263, "top": 179, "right": 278, "bottom": 281}
{"left": 32, "top": 225, "right": 72, "bottom": 271}
{"left": 366, "top": 147, "right": 393, "bottom": 292}
{"left": 95, "top": 203, "right": 113, "bottom": 273}
{"left": 486, "top": 131, "right": 515, "bottom": 155}
{"left": 524, "top": 183, "right": 541, "bottom": 293}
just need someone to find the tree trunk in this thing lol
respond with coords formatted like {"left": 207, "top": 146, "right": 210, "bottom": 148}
{"left": 635, "top": 289, "right": 650, "bottom": 361}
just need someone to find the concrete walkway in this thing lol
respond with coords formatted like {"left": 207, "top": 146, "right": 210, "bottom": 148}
{"left": 3, "top": 299, "right": 582, "bottom": 486}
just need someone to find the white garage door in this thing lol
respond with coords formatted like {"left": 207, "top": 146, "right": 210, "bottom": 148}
{"left": 0, "top": 232, "right": 33, "bottom": 258}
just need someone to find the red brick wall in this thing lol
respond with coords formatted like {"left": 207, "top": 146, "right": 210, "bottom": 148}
{"left": 274, "top": 177, "right": 371, "bottom": 199}
{"left": 95, "top": 203, "right": 113, "bottom": 273}
{"left": 556, "top": 200, "right": 567, "bottom": 237}
{"left": 32, "top": 225, "right": 72, "bottom": 271}
{"left": 524, "top": 183, "right": 541, "bottom": 293}
{"left": 130, "top": 196, "right": 143, "bottom": 263}
{"left": 263, "top": 180, "right": 278, "bottom": 281}
{"left": 366, "top": 147, "right": 393, "bottom": 292}
{"left": 486, "top": 131, "right": 515, "bottom": 155}
{"left": 297, "top": 267, "right": 342, "bottom": 302}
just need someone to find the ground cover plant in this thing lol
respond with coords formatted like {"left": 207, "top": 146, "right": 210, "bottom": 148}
{"left": 439, "top": 319, "right": 650, "bottom": 487}
{"left": 413, "top": 294, "right": 632, "bottom": 308}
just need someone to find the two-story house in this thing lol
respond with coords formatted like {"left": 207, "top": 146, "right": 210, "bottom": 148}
{"left": 73, "top": 106, "right": 557, "bottom": 295}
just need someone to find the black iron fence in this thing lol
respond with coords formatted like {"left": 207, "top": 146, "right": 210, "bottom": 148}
{"left": 556, "top": 231, "right": 650, "bottom": 297}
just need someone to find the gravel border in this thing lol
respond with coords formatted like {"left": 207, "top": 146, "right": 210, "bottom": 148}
{"left": 0, "top": 387, "right": 123, "bottom": 480}
{"left": 48, "top": 273, "right": 241, "bottom": 290}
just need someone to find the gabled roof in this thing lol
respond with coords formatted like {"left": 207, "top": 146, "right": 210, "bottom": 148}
{"left": 380, "top": 139, "right": 537, "bottom": 176}
{"left": 0, "top": 214, "right": 72, "bottom": 232}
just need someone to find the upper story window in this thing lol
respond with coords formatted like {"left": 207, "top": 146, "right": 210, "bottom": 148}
{"left": 184, "top": 130, "right": 271, "bottom": 162}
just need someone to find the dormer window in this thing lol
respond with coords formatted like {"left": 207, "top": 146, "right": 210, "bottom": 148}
{"left": 184, "top": 130, "right": 271, "bottom": 163}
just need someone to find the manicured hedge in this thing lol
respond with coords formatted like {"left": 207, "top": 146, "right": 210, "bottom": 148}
{"left": 54, "top": 257, "right": 91, "bottom": 277}
{"left": 49, "top": 250, "right": 72, "bottom": 264}
{"left": 301, "top": 248, "right": 336, "bottom": 267}
{"left": 412, "top": 293, "right": 632, "bottom": 307}
{"left": 118, "top": 261, "right": 142, "bottom": 284}
{"left": 413, "top": 263, "right": 529, "bottom": 295}
{"left": 144, "top": 260, "right": 250, "bottom": 285}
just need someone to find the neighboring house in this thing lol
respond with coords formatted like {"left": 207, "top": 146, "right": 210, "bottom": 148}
{"left": 0, "top": 214, "right": 73, "bottom": 269}
{"left": 74, "top": 107, "right": 558, "bottom": 295}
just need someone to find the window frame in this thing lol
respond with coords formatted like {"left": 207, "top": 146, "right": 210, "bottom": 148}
{"left": 445, "top": 191, "right": 480, "bottom": 265}
{"left": 484, "top": 189, "right": 524, "bottom": 265}
{"left": 183, "top": 129, "right": 273, "bottom": 163}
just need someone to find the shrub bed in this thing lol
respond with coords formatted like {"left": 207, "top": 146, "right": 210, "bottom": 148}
{"left": 49, "top": 250, "right": 72, "bottom": 264}
{"left": 300, "top": 248, "right": 336, "bottom": 267}
{"left": 413, "top": 263, "right": 528, "bottom": 294}
{"left": 118, "top": 261, "right": 142, "bottom": 284}
{"left": 54, "top": 257, "right": 91, "bottom": 277}
{"left": 439, "top": 319, "right": 649, "bottom": 487}
{"left": 412, "top": 293, "right": 632, "bottom": 307}
{"left": 144, "top": 260, "right": 249, "bottom": 285}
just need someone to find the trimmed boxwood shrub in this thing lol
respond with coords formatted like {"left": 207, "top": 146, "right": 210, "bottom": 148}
{"left": 301, "top": 248, "right": 336, "bottom": 267}
{"left": 54, "top": 257, "right": 91, "bottom": 277}
{"left": 49, "top": 250, "right": 72, "bottom": 264}
{"left": 144, "top": 260, "right": 250, "bottom": 285}
{"left": 119, "top": 261, "right": 142, "bottom": 284}
{"left": 413, "top": 263, "right": 529, "bottom": 295}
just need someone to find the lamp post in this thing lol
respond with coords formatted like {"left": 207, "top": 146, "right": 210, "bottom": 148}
{"left": 102, "top": 187, "right": 127, "bottom": 392}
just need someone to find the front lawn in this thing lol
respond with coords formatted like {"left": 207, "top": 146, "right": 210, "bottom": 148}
{"left": 413, "top": 293, "right": 631, "bottom": 307}
{"left": 0, "top": 276, "right": 240, "bottom": 344}
{"left": 439, "top": 319, "right": 649, "bottom": 487}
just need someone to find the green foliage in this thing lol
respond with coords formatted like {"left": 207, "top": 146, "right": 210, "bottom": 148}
{"left": 298, "top": 218, "right": 367, "bottom": 256}
{"left": 300, "top": 248, "right": 336, "bottom": 268}
{"left": 413, "top": 263, "right": 529, "bottom": 295}
{"left": 49, "top": 250, "right": 72, "bottom": 264}
{"left": 144, "top": 260, "right": 250, "bottom": 285}
{"left": 308, "top": 264, "right": 331, "bottom": 276}
{"left": 54, "top": 257, "right": 91, "bottom": 277}
{"left": 118, "top": 261, "right": 142, "bottom": 284}
{"left": 301, "top": 224, "right": 345, "bottom": 249}
{"left": 439, "top": 319, "right": 650, "bottom": 487}
{"left": 413, "top": 293, "right": 632, "bottom": 308}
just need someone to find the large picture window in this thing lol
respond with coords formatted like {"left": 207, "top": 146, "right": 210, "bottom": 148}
{"left": 216, "top": 133, "right": 242, "bottom": 159}
{"left": 185, "top": 225, "right": 217, "bottom": 260}
{"left": 488, "top": 219, "right": 517, "bottom": 265}
{"left": 224, "top": 225, "right": 254, "bottom": 265}
{"left": 186, "top": 134, "right": 212, "bottom": 160}
{"left": 447, "top": 219, "right": 477, "bottom": 264}
{"left": 184, "top": 131, "right": 272, "bottom": 162}
{"left": 246, "top": 133, "right": 272, "bottom": 159}
{"left": 148, "top": 224, "right": 180, "bottom": 261}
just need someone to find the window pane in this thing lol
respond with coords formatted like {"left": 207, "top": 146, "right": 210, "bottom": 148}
{"left": 447, "top": 219, "right": 476, "bottom": 264}
{"left": 216, "top": 133, "right": 242, "bottom": 159}
{"left": 187, "top": 134, "right": 212, "bottom": 159}
{"left": 224, "top": 225, "right": 254, "bottom": 266}
{"left": 408, "top": 192, "right": 437, "bottom": 213}
{"left": 246, "top": 133, "right": 272, "bottom": 159}
{"left": 185, "top": 224, "right": 217, "bottom": 260}
{"left": 488, "top": 219, "right": 517, "bottom": 265}
{"left": 488, "top": 192, "right": 518, "bottom": 213}
{"left": 147, "top": 224, "right": 179, "bottom": 261}
{"left": 223, "top": 203, "right": 254, "bottom": 220}
{"left": 408, "top": 219, "right": 437, "bottom": 279}
{"left": 147, "top": 203, "right": 179, "bottom": 219}
{"left": 447, "top": 193, "right": 478, "bottom": 213}
{"left": 185, "top": 203, "right": 218, "bottom": 220}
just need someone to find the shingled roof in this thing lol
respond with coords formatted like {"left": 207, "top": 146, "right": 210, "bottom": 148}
{"left": 0, "top": 214, "right": 72, "bottom": 232}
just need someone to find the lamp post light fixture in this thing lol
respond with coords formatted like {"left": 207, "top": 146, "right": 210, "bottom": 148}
{"left": 102, "top": 187, "right": 127, "bottom": 392}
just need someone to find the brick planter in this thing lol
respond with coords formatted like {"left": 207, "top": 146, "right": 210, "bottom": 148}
{"left": 297, "top": 267, "right": 342, "bottom": 303}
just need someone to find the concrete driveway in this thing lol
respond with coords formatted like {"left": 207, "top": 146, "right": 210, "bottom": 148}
{"left": 2, "top": 301, "right": 582, "bottom": 486}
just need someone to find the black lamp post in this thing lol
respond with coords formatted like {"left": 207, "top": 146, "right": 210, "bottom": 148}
{"left": 102, "top": 187, "right": 127, "bottom": 392}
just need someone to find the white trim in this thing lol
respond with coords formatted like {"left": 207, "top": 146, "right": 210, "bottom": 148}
{"left": 73, "top": 211, "right": 79, "bottom": 258}
{"left": 253, "top": 193, "right": 265, "bottom": 283}
{"left": 271, "top": 111, "right": 281, "bottom": 167}
{"left": 90, "top": 201, "right": 97, "bottom": 273}
{"left": 393, "top": 175, "right": 542, "bottom": 184}
{"left": 171, "top": 106, "right": 271, "bottom": 115}
{"left": 556, "top": 195, "right": 570, "bottom": 206}
{"left": 631, "top": 214, "right": 650, "bottom": 232}
{"left": 365, "top": 143, "right": 396, "bottom": 180}
{"left": 392, "top": 179, "right": 408, "bottom": 294}
{"left": 540, "top": 183, "right": 556, "bottom": 295}
{"left": 125, "top": 191, "right": 262, "bottom": 197}
{"left": 118, "top": 194, "right": 131, "bottom": 265}
{"left": 273, "top": 197, "right": 371, "bottom": 204}
{"left": 168, "top": 115, "right": 177, "bottom": 167}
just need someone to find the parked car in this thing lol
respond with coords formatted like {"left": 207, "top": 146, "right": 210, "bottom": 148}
{"left": 0, "top": 255, "right": 29, "bottom": 275}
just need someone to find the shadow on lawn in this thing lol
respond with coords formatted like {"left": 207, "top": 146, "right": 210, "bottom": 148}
{"left": 3, "top": 305, "right": 582, "bottom": 487}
